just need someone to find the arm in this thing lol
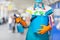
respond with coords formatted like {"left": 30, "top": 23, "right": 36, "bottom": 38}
{"left": 38, "top": 24, "right": 52, "bottom": 34}
{"left": 49, "top": 14, "right": 54, "bottom": 28}
{"left": 25, "top": 9, "right": 32, "bottom": 26}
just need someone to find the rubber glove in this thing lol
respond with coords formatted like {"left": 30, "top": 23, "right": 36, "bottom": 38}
{"left": 38, "top": 24, "right": 52, "bottom": 34}
{"left": 15, "top": 17, "right": 27, "bottom": 27}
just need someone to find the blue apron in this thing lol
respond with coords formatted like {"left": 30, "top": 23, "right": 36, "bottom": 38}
{"left": 26, "top": 7, "right": 53, "bottom": 40}
{"left": 26, "top": 15, "right": 49, "bottom": 40}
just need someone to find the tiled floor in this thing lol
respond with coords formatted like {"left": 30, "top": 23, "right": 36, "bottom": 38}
{"left": 0, "top": 24, "right": 28, "bottom": 40}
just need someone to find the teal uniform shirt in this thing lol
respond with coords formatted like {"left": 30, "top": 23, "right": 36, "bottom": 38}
{"left": 26, "top": 5, "right": 53, "bottom": 40}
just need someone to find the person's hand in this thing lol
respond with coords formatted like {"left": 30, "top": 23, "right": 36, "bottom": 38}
{"left": 38, "top": 24, "right": 52, "bottom": 34}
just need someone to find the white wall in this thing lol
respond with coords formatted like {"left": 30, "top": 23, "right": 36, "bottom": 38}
{"left": 12, "top": 0, "right": 34, "bottom": 9}
{"left": 12, "top": 0, "right": 60, "bottom": 9}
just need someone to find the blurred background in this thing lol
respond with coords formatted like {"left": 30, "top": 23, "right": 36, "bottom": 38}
{"left": 0, "top": 0, "right": 60, "bottom": 40}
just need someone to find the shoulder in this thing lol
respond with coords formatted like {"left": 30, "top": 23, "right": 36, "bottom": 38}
{"left": 44, "top": 5, "right": 52, "bottom": 12}
{"left": 44, "top": 5, "right": 53, "bottom": 15}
